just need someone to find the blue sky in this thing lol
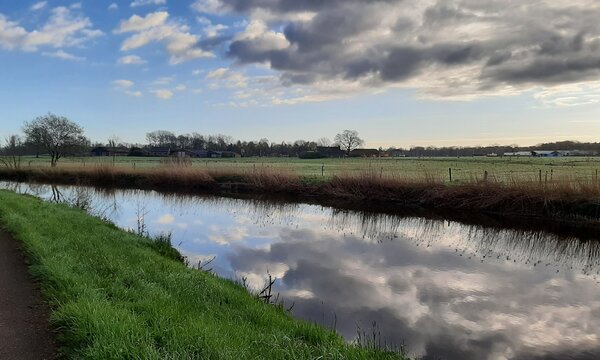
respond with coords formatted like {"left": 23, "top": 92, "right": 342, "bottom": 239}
{"left": 1, "top": 0, "right": 600, "bottom": 147}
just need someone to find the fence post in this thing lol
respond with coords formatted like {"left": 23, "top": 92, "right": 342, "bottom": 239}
{"left": 551, "top": 169, "right": 553, "bottom": 181}
{"left": 483, "top": 170, "right": 488, "bottom": 182}
{"left": 321, "top": 164, "right": 325, "bottom": 177}
{"left": 448, "top": 168, "right": 452, "bottom": 183}
{"left": 539, "top": 169, "right": 542, "bottom": 185}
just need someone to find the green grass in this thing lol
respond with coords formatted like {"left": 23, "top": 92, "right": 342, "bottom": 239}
{"left": 13, "top": 155, "right": 600, "bottom": 183}
{"left": 0, "top": 191, "right": 404, "bottom": 359}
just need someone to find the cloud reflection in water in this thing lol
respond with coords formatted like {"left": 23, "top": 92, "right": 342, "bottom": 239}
{"left": 2, "top": 182, "right": 599, "bottom": 360}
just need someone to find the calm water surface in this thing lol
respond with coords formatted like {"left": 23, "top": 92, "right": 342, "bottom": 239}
{"left": 2, "top": 182, "right": 600, "bottom": 360}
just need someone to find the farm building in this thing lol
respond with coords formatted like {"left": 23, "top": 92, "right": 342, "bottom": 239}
{"left": 148, "top": 147, "right": 172, "bottom": 157}
{"left": 503, "top": 151, "right": 534, "bottom": 157}
{"left": 532, "top": 150, "right": 563, "bottom": 157}
{"left": 316, "top": 146, "right": 346, "bottom": 158}
{"left": 350, "top": 149, "right": 380, "bottom": 157}
{"left": 90, "top": 147, "right": 130, "bottom": 157}
{"left": 174, "top": 150, "right": 241, "bottom": 158}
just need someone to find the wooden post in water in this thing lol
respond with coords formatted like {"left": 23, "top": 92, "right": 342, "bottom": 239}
{"left": 449, "top": 168, "right": 452, "bottom": 183}
{"left": 321, "top": 164, "right": 325, "bottom": 177}
{"left": 483, "top": 170, "right": 488, "bottom": 182}
{"left": 539, "top": 169, "right": 542, "bottom": 185}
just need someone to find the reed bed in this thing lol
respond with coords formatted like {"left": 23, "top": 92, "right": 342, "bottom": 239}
{"left": 1, "top": 164, "right": 599, "bottom": 221}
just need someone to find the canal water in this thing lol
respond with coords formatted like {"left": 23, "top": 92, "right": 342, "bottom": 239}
{"left": 2, "top": 182, "right": 599, "bottom": 360}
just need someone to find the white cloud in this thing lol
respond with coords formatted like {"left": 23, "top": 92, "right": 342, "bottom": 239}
{"left": 1, "top": 7, "right": 102, "bottom": 52}
{"left": 42, "top": 49, "right": 84, "bottom": 61}
{"left": 191, "top": 0, "right": 227, "bottom": 15}
{"left": 115, "top": 11, "right": 213, "bottom": 64}
{"left": 206, "top": 67, "right": 248, "bottom": 89}
{"left": 157, "top": 214, "right": 175, "bottom": 224}
{"left": 206, "top": 67, "right": 228, "bottom": 79}
{"left": 0, "top": 15, "right": 28, "bottom": 50}
{"left": 117, "top": 54, "right": 147, "bottom": 65}
{"left": 108, "top": 3, "right": 119, "bottom": 10}
{"left": 30, "top": 2, "right": 48, "bottom": 11}
{"left": 152, "top": 76, "right": 174, "bottom": 85}
{"left": 131, "top": 0, "right": 167, "bottom": 7}
{"left": 175, "top": 84, "right": 187, "bottom": 91}
{"left": 153, "top": 89, "right": 174, "bottom": 99}
{"left": 125, "top": 90, "right": 143, "bottom": 97}
{"left": 113, "top": 79, "right": 134, "bottom": 88}
{"left": 196, "top": 16, "right": 228, "bottom": 37}
{"left": 116, "top": 12, "right": 168, "bottom": 33}
{"left": 69, "top": 3, "right": 82, "bottom": 10}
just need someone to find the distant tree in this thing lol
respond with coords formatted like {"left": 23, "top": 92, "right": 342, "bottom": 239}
{"left": 107, "top": 134, "right": 121, "bottom": 148}
{"left": 317, "top": 137, "right": 332, "bottom": 147}
{"left": 334, "top": 130, "right": 364, "bottom": 155}
{"left": 0, "top": 135, "right": 23, "bottom": 169}
{"left": 146, "top": 130, "right": 176, "bottom": 147}
{"left": 23, "top": 113, "right": 88, "bottom": 167}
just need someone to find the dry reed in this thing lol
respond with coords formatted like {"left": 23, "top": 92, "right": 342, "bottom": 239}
{"left": 1, "top": 165, "right": 599, "bottom": 221}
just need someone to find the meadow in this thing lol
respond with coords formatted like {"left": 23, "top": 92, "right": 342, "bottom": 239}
{"left": 12, "top": 155, "right": 600, "bottom": 184}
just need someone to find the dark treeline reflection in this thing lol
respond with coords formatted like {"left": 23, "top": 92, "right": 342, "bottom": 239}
{"left": 2, "top": 181, "right": 599, "bottom": 360}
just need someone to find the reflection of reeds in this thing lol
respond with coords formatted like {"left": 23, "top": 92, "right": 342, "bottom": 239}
{"left": 2, "top": 165, "right": 600, "bottom": 220}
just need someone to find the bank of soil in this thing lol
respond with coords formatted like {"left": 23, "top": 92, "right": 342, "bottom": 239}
{"left": 0, "top": 230, "right": 58, "bottom": 360}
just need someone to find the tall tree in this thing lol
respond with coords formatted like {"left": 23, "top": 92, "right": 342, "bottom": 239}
{"left": 23, "top": 113, "right": 88, "bottom": 167}
{"left": 334, "top": 130, "right": 364, "bottom": 155}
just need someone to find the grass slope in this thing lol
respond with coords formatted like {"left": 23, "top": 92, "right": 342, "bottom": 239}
{"left": 0, "top": 191, "right": 403, "bottom": 359}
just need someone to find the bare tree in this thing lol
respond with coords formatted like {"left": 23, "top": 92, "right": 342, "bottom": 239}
{"left": 317, "top": 137, "right": 332, "bottom": 147}
{"left": 107, "top": 135, "right": 121, "bottom": 148}
{"left": 334, "top": 130, "right": 364, "bottom": 155}
{"left": 146, "top": 130, "right": 176, "bottom": 147}
{"left": 23, "top": 113, "right": 88, "bottom": 167}
{"left": 0, "top": 135, "right": 23, "bottom": 169}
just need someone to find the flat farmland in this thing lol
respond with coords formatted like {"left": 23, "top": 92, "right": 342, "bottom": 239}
{"left": 12, "top": 156, "right": 600, "bottom": 184}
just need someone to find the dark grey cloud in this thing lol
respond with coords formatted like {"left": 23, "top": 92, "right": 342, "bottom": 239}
{"left": 195, "top": 0, "right": 600, "bottom": 99}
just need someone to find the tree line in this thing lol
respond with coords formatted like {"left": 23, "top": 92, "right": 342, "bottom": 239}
{"left": 1, "top": 114, "right": 599, "bottom": 167}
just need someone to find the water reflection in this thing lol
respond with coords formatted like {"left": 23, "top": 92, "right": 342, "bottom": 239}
{"left": 1, "top": 182, "right": 599, "bottom": 360}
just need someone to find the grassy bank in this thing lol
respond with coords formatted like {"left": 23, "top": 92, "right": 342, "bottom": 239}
{"left": 1, "top": 166, "right": 600, "bottom": 221}
{"left": 0, "top": 191, "right": 403, "bottom": 359}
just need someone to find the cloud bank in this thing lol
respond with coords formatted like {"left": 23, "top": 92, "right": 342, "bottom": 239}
{"left": 192, "top": 0, "right": 600, "bottom": 102}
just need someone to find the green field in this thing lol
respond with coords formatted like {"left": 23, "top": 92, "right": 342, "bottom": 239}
{"left": 12, "top": 155, "right": 600, "bottom": 183}
{"left": 0, "top": 191, "right": 404, "bottom": 359}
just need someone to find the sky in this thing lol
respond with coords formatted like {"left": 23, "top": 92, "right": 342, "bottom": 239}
{"left": 1, "top": 0, "right": 600, "bottom": 148}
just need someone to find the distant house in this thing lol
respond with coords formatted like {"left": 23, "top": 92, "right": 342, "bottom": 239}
{"left": 532, "top": 150, "right": 563, "bottom": 157}
{"left": 316, "top": 146, "right": 345, "bottom": 158}
{"left": 569, "top": 150, "right": 596, "bottom": 156}
{"left": 186, "top": 150, "right": 211, "bottom": 158}
{"left": 148, "top": 147, "right": 171, "bottom": 157}
{"left": 170, "top": 149, "right": 189, "bottom": 158}
{"left": 503, "top": 151, "right": 533, "bottom": 157}
{"left": 183, "top": 150, "right": 240, "bottom": 158}
{"left": 388, "top": 150, "right": 406, "bottom": 158}
{"left": 90, "top": 147, "right": 130, "bottom": 157}
{"left": 349, "top": 149, "right": 380, "bottom": 158}
{"left": 90, "top": 147, "right": 109, "bottom": 157}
